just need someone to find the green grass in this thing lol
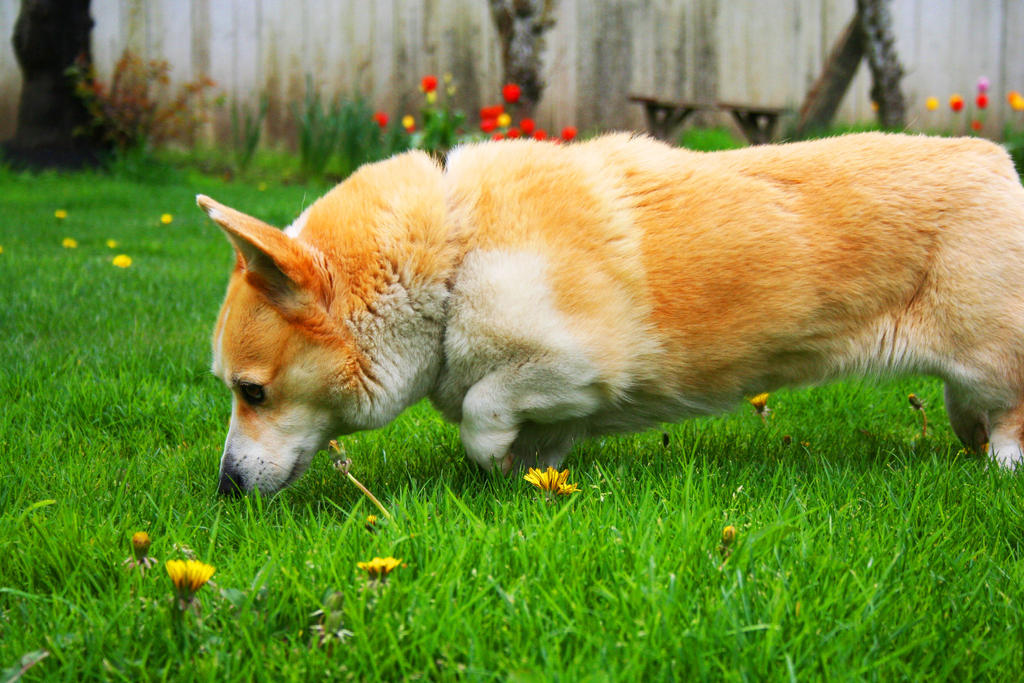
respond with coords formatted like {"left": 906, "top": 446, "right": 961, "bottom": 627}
{"left": 678, "top": 126, "right": 748, "bottom": 151}
{"left": 2, "top": 161, "right": 1024, "bottom": 682}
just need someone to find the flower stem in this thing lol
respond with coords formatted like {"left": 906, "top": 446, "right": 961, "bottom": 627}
{"left": 344, "top": 471, "right": 392, "bottom": 521}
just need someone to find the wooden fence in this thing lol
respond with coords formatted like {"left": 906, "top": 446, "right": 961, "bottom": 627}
{"left": 2, "top": 0, "right": 1023, "bottom": 146}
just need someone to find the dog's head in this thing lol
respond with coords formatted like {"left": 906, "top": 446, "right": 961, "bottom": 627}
{"left": 197, "top": 152, "right": 451, "bottom": 496}
{"left": 198, "top": 195, "right": 370, "bottom": 495}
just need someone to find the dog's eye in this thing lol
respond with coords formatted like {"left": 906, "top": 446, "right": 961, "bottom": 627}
{"left": 238, "top": 382, "right": 266, "bottom": 405}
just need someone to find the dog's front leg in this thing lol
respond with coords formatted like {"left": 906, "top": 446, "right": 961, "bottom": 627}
{"left": 459, "top": 363, "right": 602, "bottom": 473}
{"left": 460, "top": 375, "right": 521, "bottom": 473}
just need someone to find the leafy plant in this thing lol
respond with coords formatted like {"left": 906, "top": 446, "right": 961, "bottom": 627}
{"left": 412, "top": 75, "right": 466, "bottom": 159}
{"left": 230, "top": 94, "right": 269, "bottom": 173}
{"left": 293, "top": 76, "right": 345, "bottom": 179}
{"left": 67, "top": 50, "right": 216, "bottom": 152}
{"left": 337, "top": 96, "right": 410, "bottom": 179}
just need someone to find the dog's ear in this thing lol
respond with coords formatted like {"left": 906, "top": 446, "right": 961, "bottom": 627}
{"left": 196, "top": 195, "right": 330, "bottom": 312}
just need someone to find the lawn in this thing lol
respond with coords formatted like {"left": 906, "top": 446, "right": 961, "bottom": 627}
{"left": 1, "top": 162, "right": 1023, "bottom": 682}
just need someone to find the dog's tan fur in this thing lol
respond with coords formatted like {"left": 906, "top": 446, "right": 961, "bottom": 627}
{"left": 199, "top": 132, "right": 1024, "bottom": 493}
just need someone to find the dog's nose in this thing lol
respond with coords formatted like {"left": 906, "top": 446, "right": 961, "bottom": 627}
{"left": 218, "top": 464, "right": 245, "bottom": 497}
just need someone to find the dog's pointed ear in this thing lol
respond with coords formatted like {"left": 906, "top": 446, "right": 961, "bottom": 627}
{"left": 196, "top": 194, "right": 329, "bottom": 311}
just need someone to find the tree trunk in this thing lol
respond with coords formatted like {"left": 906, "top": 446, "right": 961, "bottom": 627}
{"left": 488, "top": 0, "right": 558, "bottom": 121}
{"left": 795, "top": 14, "right": 865, "bottom": 137}
{"left": 857, "top": 0, "right": 906, "bottom": 130}
{"left": 3, "top": 0, "right": 102, "bottom": 168}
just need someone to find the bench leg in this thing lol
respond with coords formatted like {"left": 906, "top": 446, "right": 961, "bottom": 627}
{"left": 644, "top": 104, "right": 696, "bottom": 141}
{"left": 729, "top": 111, "right": 780, "bottom": 145}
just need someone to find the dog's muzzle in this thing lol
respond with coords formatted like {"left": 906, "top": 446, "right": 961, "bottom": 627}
{"left": 218, "top": 461, "right": 245, "bottom": 496}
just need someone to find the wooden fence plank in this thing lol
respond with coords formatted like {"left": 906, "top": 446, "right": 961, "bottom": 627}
{"left": 1, "top": 0, "right": 1022, "bottom": 147}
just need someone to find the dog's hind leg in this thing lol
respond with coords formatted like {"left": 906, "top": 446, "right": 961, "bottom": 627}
{"left": 943, "top": 382, "right": 990, "bottom": 452}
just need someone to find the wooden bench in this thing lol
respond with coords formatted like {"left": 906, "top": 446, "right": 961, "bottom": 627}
{"left": 628, "top": 95, "right": 789, "bottom": 145}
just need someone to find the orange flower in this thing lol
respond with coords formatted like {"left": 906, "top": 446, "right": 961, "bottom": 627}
{"left": 949, "top": 94, "right": 964, "bottom": 112}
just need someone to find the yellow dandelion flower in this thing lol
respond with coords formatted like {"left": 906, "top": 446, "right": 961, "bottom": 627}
{"left": 106, "top": 239, "right": 118, "bottom": 249}
{"left": 523, "top": 466, "right": 579, "bottom": 496}
{"left": 748, "top": 393, "right": 770, "bottom": 421}
{"left": 160, "top": 213, "right": 173, "bottom": 225}
{"left": 357, "top": 556, "right": 402, "bottom": 580}
{"left": 166, "top": 559, "right": 215, "bottom": 603}
{"left": 62, "top": 237, "right": 78, "bottom": 249}
{"left": 257, "top": 182, "right": 268, "bottom": 191}
{"left": 112, "top": 254, "right": 132, "bottom": 268}
{"left": 55, "top": 209, "right": 67, "bottom": 220}
{"left": 748, "top": 393, "right": 769, "bottom": 410}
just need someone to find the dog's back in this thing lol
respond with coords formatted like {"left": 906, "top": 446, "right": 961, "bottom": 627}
{"left": 438, "top": 133, "right": 1024, "bottom": 467}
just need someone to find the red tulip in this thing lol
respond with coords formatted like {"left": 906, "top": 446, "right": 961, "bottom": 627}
{"left": 502, "top": 83, "right": 521, "bottom": 103}
{"left": 480, "top": 104, "right": 504, "bottom": 120}
{"left": 971, "top": 119, "right": 983, "bottom": 131}
{"left": 506, "top": 127, "right": 521, "bottom": 139}
{"left": 520, "top": 118, "right": 536, "bottom": 135}
{"left": 976, "top": 93, "right": 989, "bottom": 109}
{"left": 560, "top": 126, "right": 577, "bottom": 141}
{"left": 421, "top": 75, "right": 438, "bottom": 93}
{"left": 480, "top": 118, "right": 497, "bottom": 133}
{"left": 372, "top": 111, "right": 388, "bottom": 128}
{"left": 533, "top": 129, "right": 547, "bottom": 140}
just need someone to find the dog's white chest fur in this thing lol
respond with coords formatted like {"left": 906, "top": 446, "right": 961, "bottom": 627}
{"left": 431, "top": 250, "right": 606, "bottom": 469}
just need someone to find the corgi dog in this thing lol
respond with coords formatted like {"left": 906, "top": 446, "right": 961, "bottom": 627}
{"left": 198, "top": 132, "right": 1024, "bottom": 495}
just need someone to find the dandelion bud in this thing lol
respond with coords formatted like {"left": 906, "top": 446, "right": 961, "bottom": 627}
{"left": 722, "top": 525, "right": 737, "bottom": 545}
{"left": 132, "top": 531, "right": 152, "bottom": 561}
{"left": 908, "top": 393, "right": 924, "bottom": 410}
